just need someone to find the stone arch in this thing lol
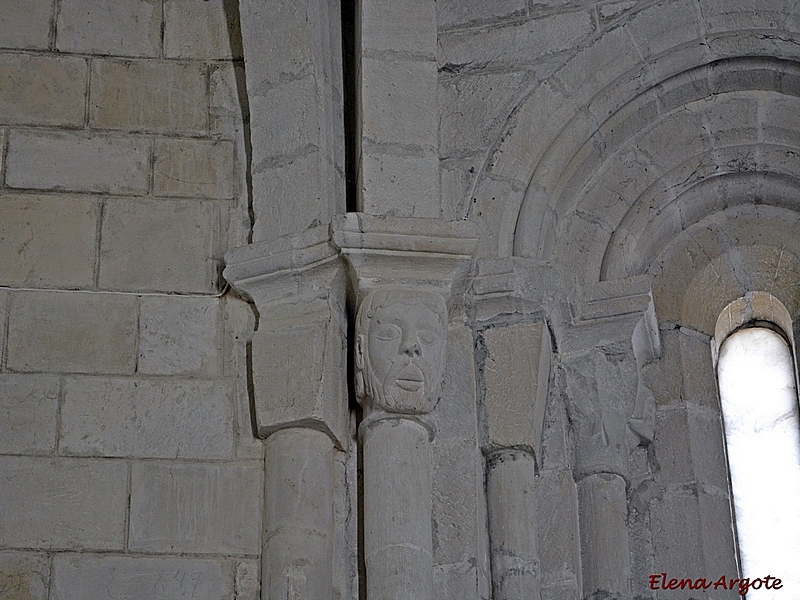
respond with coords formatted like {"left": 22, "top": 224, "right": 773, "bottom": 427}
{"left": 467, "top": 0, "right": 800, "bottom": 276}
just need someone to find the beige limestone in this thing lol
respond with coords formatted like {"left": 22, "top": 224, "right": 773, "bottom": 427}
{"left": 129, "top": 462, "right": 263, "bottom": 554}
{"left": 0, "top": 552, "right": 49, "bottom": 600}
{"left": 483, "top": 321, "right": 551, "bottom": 456}
{"left": 0, "top": 457, "right": 127, "bottom": 549}
{"left": 5, "top": 131, "right": 150, "bottom": 194}
{"left": 0, "top": 0, "right": 52, "bottom": 49}
{"left": 52, "top": 554, "right": 231, "bottom": 600}
{"left": 154, "top": 138, "right": 235, "bottom": 199}
{"left": 362, "top": 418, "right": 434, "bottom": 600}
{"left": 0, "top": 194, "right": 98, "bottom": 288}
{"left": 164, "top": 0, "right": 242, "bottom": 60}
{"left": 60, "top": 377, "right": 233, "bottom": 459}
{"left": 98, "top": 199, "right": 219, "bottom": 293}
{"left": 0, "top": 54, "right": 86, "bottom": 127}
{"left": 486, "top": 450, "right": 541, "bottom": 600}
{"left": 138, "top": 296, "right": 224, "bottom": 376}
{"left": 578, "top": 474, "right": 631, "bottom": 598}
{"left": 7, "top": 291, "right": 137, "bottom": 374}
{"left": 90, "top": 59, "right": 207, "bottom": 134}
{"left": 0, "top": 375, "right": 59, "bottom": 455}
{"left": 264, "top": 429, "right": 333, "bottom": 600}
{"left": 56, "top": 0, "right": 161, "bottom": 57}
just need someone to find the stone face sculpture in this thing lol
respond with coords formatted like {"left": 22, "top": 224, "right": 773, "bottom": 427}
{"left": 355, "top": 289, "right": 448, "bottom": 414}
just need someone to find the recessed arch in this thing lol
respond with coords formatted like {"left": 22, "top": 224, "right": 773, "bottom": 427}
{"left": 462, "top": 0, "right": 800, "bottom": 266}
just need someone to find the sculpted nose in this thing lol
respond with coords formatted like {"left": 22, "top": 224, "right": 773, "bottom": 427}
{"left": 401, "top": 330, "right": 421, "bottom": 356}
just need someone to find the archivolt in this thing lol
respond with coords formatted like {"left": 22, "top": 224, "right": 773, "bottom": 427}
{"left": 469, "top": 4, "right": 800, "bottom": 287}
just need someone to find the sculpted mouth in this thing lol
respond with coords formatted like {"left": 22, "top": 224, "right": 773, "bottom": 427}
{"left": 395, "top": 365, "right": 424, "bottom": 391}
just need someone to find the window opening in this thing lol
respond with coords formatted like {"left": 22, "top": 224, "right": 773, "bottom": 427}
{"left": 718, "top": 326, "right": 800, "bottom": 598}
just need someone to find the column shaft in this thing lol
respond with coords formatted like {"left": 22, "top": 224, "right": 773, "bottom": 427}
{"left": 362, "top": 418, "right": 433, "bottom": 600}
{"left": 264, "top": 428, "right": 333, "bottom": 600}
{"left": 486, "top": 449, "right": 541, "bottom": 600}
{"left": 578, "top": 473, "right": 630, "bottom": 599}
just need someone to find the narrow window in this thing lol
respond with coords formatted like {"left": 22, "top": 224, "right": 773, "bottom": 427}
{"left": 718, "top": 327, "right": 800, "bottom": 597}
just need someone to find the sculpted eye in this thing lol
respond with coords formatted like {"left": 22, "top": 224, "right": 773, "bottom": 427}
{"left": 418, "top": 329, "right": 437, "bottom": 345}
{"left": 374, "top": 324, "right": 401, "bottom": 340}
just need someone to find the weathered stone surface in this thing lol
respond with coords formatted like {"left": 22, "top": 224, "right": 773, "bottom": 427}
{"left": 0, "top": 289, "right": 7, "bottom": 364}
{"left": 251, "top": 149, "right": 336, "bottom": 242}
{"left": 486, "top": 450, "right": 540, "bottom": 600}
{"left": 251, "top": 76, "right": 321, "bottom": 158}
{"left": 235, "top": 560, "right": 260, "bottom": 600}
{"left": 154, "top": 138, "right": 235, "bottom": 199}
{"left": 5, "top": 131, "right": 149, "bottom": 194}
{"left": 0, "top": 54, "right": 85, "bottom": 127}
{"left": 361, "top": 59, "right": 438, "bottom": 150}
{"left": 536, "top": 469, "right": 581, "bottom": 597}
{"left": 680, "top": 328, "right": 717, "bottom": 406}
{"left": 138, "top": 296, "right": 223, "bottom": 376}
{"left": 360, "top": 152, "right": 440, "bottom": 218}
{"left": 432, "top": 326, "right": 484, "bottom": 575}
{"left": 439, "top": 11, "right": 594, "bottom": 69}
{"left": 0, "top": 0, "right": 52, "bottom": 49}
{"left": 164, "top": 0, "right": 242, "bottom": 59}
{"left": 437, "top": 0, "right": 526, "bottom": 29}
{"left": 61, "top": 378, "right": 233, "bottom": 459}
{"left": 98, "top": 199, "right": 218, "bottom": 293}
{"left": 362, "top": 0, "right": 436, "bottom": 55}
{"left": 90, "top": 60, "right": 207, "bottom": 134}
{"left": 57, "top": 0, "right": 161, "bottom": 57}
{"left": 434, "top": 562, "right": 481, "bottom": 600}
{"left": 52, "top": 554, "right": 231, "bottom": 600}
{"left": 251, "top": 312, "right": 348, "bottom": 441}
{"left": 654, "top": 407, "right": 694, "bottom": 487}
{"left": 7, "top": 291, "right": 137, "bottom": 374}
{"left": 209, "top": 62, "right": 248, "bottom": 138}
{"left": 577, "top": 473, "right": 631, "bottom": 598}
{"left": 650, "top": 489, "right": 705, "bottom": 579}
{"left": 0, "top": 552, "right": 49, "bottom": 600}
{"left": 264, "top": 429, "right": 333, "bottom": 600}
{"left": 223, "top": 298, "right": 264, "bottom": 460}
{"left": 0, "top": 457, "right": 127, "bottom": 549}
{"left": 482, "top": 321, "right": 551, "bottom": 455}
{"left": 129, "top": 462, "right": 263, "bottom": 554}
{"left": 355, "top": 289, "right": 448, "bottom": 415}
{"left": 362, "top": 418, "right": 433, "bottom": 600}
{"left": 0, "top": 194, "right": 97, "bottom": 288}
{"left": 0, "top": 375, "right": 59, "bottom": 455}
{"left": 440, "top": 71, "right": 529, "bottom": 158}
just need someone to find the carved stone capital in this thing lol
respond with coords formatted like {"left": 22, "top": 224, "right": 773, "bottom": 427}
{"left": 331, "top": 213, "right": 478, "bottom": 299}
{"left": 560, "top": 276, "right": 662, "bottom": 478}
{"left": 333, "top": 214, "right": 478, "bottom": 421}
{"left": 223, "top": 224, "right": 349, "bottom": 448}
{"left": 354, "top": 288, "right": 448, "bottom": 416}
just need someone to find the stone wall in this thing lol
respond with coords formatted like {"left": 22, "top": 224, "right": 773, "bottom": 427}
{"left": 0, "top": 1, "right": 260, "bottom": 597}
{"left": 3, "top": 1, "right": 800, "bottom": 599}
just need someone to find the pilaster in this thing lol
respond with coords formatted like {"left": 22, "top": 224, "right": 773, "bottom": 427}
{"left": 224, "top": 225, "right": 348, "bottom": 600}
{"left": 334, "top": 214, "right": 477, "bottom": 600}
{"left": 561, "top": 276, "right": 661, "bottom": 600}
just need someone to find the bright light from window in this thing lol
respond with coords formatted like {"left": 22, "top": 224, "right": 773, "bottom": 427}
{"left": 718, "top": 327, "right": 800, "bottom": 598}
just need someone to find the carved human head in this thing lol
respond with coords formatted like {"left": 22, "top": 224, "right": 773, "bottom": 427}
{"left": 355, "top": 289, "right": 448, "bottom": 414}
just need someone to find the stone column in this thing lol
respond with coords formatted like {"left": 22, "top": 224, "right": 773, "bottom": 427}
{"left": 238, "top": 0, "right": 345, "bottom": 242}
{"left": 479, "top": 321, "right": 551, "bottom": 600}
{"left": 357, "top": 0, "right": 439, "bottom": 217}
{"left": 562, "top": 277, "right": 660, "bottom": 600}
{"left": 224, "top": 226, "right": 349, "bottom": 600}
{"left": 470, "top": 259, "right": 577, "bottom": 599}
{"left": 334, "top": 214, "right": 478, "bottom": 600}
